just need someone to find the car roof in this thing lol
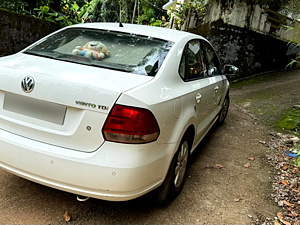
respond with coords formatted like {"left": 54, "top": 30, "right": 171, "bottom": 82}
{"left": 68, "top": 22, "right": 203, "bottom": 42}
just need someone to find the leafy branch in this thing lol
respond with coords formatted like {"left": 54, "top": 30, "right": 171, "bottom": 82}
{"left": 168, "top": 0, "right": 207, "bottom": 30}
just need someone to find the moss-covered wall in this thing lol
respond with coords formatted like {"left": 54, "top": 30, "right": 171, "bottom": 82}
{"left": 0, "top": 8, "right": 59, "bottom": 56}
{"left": 191, "top": 20, "right": 291, "bottom": 80}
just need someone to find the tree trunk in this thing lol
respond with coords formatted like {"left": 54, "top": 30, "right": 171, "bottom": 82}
{"left": 132, "top": 0, "right": 138, "bottom": 24}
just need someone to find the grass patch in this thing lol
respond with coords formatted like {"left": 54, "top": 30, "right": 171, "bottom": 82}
{"left": 276, "top": 107, "right": 300, "bottom": 135}
{"left": 230, "top": 72, "right": 285, "bottom": 88}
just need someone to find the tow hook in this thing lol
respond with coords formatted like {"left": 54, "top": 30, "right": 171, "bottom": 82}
{"left": 76, "top": 195, "right": 90, "bottom": 202}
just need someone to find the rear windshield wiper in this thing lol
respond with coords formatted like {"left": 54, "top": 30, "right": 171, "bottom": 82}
{"left": 24, "top": 51, "right": 135, "bottom": 73}
{"left": 25, "top": 50, "right": 93, "bottom": 65}
{"left": 24, "top": 50, "right": 62, "bottom": 59}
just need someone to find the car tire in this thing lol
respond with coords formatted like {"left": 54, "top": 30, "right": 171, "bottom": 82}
{"left": 156, "top": 133, "right": 191, "bottom": 204}
{"left": 217, "top": 94, "right": 230, "bottom": 124}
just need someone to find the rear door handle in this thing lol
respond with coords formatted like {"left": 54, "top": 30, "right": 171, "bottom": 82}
{"left": 195, "top": 93, "right": 202, "bottom": 103}
{"left": 214, "top": 86, "right": 219, "bottom": 92}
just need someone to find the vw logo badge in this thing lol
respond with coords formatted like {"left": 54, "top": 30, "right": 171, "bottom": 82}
{"left": 21, "top": 76, "right": 35, "bottom": 93}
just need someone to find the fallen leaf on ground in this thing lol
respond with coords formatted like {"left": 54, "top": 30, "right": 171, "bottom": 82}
{"left": 244, "top": 163, "right": 250, "bottom": 168}
{"left": 274, "top": 221, "right": 281, "bottom": 225}
{"left": 292, "top": 167, "right": 299, "bottom": 173}
{"left": 282, "top": 165, "right": 289, "bottom": 170}
{"left": 63, "top": 211, "right": 72, "bottom": 222}
{"left": 277, "top": 212, "right": 291, "bottom": 225}
{"left": 287, "top": 211, "right": 297, "bottom": 218}
{"left": 277, "top": 212, "right": 283, "bottom": 220}
{"left": 283, "top": 200, "right": 295, "bottom": 208}
{"left": 215, "top": 164, "right": 223, "bottom": 169}
{"left": 280, "top": 180, "right": 288, "bottom": 185}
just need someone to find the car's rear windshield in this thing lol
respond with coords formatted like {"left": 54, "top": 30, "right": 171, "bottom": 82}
{"left": 24, "top": 28, "right": 173, "bottom": 76}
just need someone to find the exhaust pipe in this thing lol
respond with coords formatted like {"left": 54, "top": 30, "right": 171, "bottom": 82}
{"left": 76, "top": 195, "right": 90, "bottom": 202}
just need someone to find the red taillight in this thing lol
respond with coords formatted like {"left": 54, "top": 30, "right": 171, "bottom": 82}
{"left": 102, "top": 104, "right": 160, "bottom": 143}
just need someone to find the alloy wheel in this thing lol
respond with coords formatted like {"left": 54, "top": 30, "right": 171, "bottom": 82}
{"left": 174, "top": 140, "right": 189, "bottom": 188}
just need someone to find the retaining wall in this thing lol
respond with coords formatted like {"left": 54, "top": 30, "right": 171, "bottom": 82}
{"left": 0, "top": 8, "right": 59, "bottom": 56}
{"left": 191, "top": 20, "right": 292, "bottom": 79}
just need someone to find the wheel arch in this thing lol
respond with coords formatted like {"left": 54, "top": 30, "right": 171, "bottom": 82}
{"left": 184, "top": 125, "right": 195, "bottom": 152}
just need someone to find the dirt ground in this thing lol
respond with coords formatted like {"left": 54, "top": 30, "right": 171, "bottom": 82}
{"left": 0, "top": 70, "right": 299, "bottom": 224}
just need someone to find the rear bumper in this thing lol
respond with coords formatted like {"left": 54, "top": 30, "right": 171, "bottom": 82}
{"left": 0, "top": 128, "right": 175, "bottom": 201}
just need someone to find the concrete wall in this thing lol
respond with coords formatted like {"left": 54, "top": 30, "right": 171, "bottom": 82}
{"left": 204, "top": 0, "right": 249, "bottom": 28}
{"left": 203, "top": 0, "right": 300, "bottom": 43}
{"left": 0, "top": 9, "right": 59, "bottom": 56}
{"left": 189, "top": 0, "right": 297, "bottom": 79}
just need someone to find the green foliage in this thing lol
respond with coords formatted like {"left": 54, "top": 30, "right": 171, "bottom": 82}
{"left": 0, "top": 0, "right": 97, "bottom": 26}
{"left": 168, "top": 0, "right": 207, "bottom": 30}
{"left": 33, "top": 5, "right": 66, "bottom": 25}
{"left": 286, "top": 58, "right": 300, "bottom": 68}
{"left": 138, "top": 0, "right": 167, "bottom": 25}
{"left": 295, "top": 146, "right": 300, "bottom": 166}
{"left": 60, "top": 0, "right": 97, "bottom": 24}
{"left": 149, "top": 19, "right": 167, "bottom": 27}
{"left": 0, "top": 0, "right": 28, "bottom": 13}
{"left": 0, "top": 0, "right": 54, "bottom": 14}
{"left": 284, "top": 25, "right": 300, "bottom": 68}
{"left": 138, "top": 7, "right": 156, "bottom": 24}
{"left": 89, "top": 0, "right": 167, "bottom": 24}
{"left": 0, "top": 0, "right": 168, "bottom": 26}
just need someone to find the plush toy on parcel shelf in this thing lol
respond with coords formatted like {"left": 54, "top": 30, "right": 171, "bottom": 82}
{"left": 72, "top": 41, "right": 110, "bottom": 60}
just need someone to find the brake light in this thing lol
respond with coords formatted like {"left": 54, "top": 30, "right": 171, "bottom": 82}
{"left": 102, "top": 104, "right": 160, "bottom": 144}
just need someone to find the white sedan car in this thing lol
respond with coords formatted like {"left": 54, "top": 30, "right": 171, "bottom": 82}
{"left": 0, "top": 23, "right": 237, "bottom": 203}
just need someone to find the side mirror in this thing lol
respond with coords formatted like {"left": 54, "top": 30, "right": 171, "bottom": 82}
{"left": 223, "top": 65, "right": 239, "bottom": 76}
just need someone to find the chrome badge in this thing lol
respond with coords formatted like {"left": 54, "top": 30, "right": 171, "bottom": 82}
{"left": 21, "top": 76, "right": 35, "bottom": 93}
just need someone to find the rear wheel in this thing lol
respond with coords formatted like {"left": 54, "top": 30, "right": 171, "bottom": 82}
{"left": 156, "top": 134, "right": 191, "bottom": 204}
{"left": 217, "top": 94, "right": 230, "bottom": 124}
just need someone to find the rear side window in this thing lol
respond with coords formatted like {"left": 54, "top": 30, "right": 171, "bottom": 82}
{"left": 179, "top": 40, "right": 207, "bottom": 81}
{"left": 24, "top": 28, "right": 173, "bottom": 76}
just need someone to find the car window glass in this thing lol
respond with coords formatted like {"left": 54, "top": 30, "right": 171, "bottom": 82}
{"left": 201, "top": 41, "right": 221, "bottom": 76}
{"left": 24, "top": 28, "right": 173, "bottom": 77}
{"left": 179, "top": 40, "right": 207, "bottom": 81}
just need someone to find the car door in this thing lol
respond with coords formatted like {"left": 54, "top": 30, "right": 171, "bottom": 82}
{"left": 201, "top": 40, "right": 226, "bottom": 119}
{"left": 178, "top": 39, "right": 215, "bottom": 142}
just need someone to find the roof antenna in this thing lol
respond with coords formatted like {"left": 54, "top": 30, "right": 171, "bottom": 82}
{"left": 119, "top": 22, "right": 124, "bottom": 27}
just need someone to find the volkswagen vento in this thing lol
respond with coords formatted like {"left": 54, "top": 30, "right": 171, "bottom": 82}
{"left": 0, "top": 23, "right": 238, "bottom": 203}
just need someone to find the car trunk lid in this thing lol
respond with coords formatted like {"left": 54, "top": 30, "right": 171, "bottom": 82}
{"left": 0, "top": 54, "right": 152, "bottom": 152}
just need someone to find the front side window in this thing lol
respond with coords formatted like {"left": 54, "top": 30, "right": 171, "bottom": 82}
{"left": 201, "top": 41, "right": 222, "bottom": 76}
{"left": 24, "top": 28, "right": 173, "bottom": 76}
